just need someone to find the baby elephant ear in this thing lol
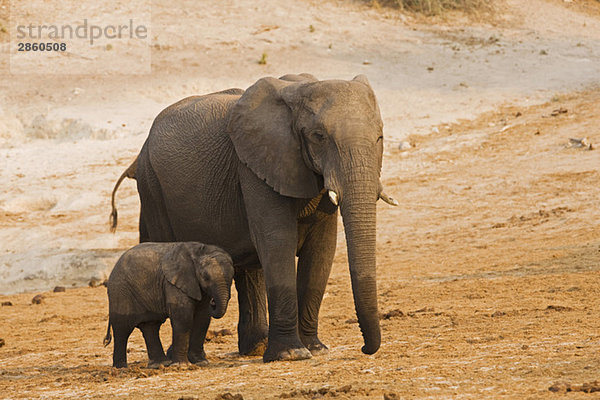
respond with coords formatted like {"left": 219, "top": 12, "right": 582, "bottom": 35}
{"left": 160, "top": 243, "right": 204, "bottom": 301}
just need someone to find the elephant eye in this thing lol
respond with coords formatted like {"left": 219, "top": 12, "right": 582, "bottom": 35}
{"left": 308, "top": 130, "right": 325, "bottom": 143}
{"left": 377, "top": 135, "right": 383, "bottom": 143}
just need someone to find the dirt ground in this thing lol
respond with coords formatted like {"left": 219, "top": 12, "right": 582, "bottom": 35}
{"left": 1, "top": 0, "right": 600, "bottom": 399}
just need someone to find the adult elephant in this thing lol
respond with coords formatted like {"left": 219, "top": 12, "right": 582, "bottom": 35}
{"left": 112, "top": 73, "right": 397, "bottom": 362}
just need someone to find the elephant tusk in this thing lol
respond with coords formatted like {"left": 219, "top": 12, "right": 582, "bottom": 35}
{"left": 328, "top": 190, "right": 338, "bottom": 206}
{"left": 379, "top": 192, "right": 399, "bottom": 206}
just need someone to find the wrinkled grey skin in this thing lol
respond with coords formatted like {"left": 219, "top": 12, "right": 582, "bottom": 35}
{"left": 110, "top": 74, "right": 395, "bottom": 362}
{"left": 104, "top": 242, "right": 234, "bottom": 368}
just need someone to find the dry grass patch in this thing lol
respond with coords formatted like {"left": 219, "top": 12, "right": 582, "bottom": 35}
{"left": 364, "top": 0, "right": 495, "bottom": 15}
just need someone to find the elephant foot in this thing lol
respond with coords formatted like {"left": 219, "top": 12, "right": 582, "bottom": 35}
{"left": 192, "top": 359, "right": 209, "bottom": 366}
{"left": 301, "top": 335, "right": 329, "bottom": 356}
{"left": 238, "top": 327, "right": 269, "bottom": 356}
{"left": 169, "top": 361, "right": 190, "bottom": 369}
{"left": 147, "top": 359, "right": 171, "bottom": 369}
{"left": 188, "top": 350, "right": 208, "bottom": 365}
{"left": 240, "top": 337, "right": 268, "bottom": 357}
{"left": 263, "top": 338, "right": 312, "bottom": 363}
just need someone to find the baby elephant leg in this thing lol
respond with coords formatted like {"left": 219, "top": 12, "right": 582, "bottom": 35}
{"left": 112, "top": 319, "right": 134, "bottom": 368}
{"left": 188, "top": 301, "right": 211, "bottom": 365}
{"left": 169, "top": 303, "right": 194, "bottom": 365}
{"left": 139, "top": 321, "right": 169, "bottom": 368}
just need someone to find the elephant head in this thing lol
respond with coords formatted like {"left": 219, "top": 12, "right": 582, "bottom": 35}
{"left": 227, "top": 74, "right": 394, "bottom": 354}
{"left": 161, "top": 243, "right": 235, "bottom": 319}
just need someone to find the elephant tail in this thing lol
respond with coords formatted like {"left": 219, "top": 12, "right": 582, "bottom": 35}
{"left": 103, "top": 320, "right": 112, "bottom": 347}
{"left": 110, "top": 157, "right": 138, "bottom": 233}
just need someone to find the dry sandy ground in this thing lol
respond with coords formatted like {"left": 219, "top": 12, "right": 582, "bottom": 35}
{"left": 1, "top": 0, "right": 600, "bottom": 292}
{"left": 1, "top": 0, "right": 600, "bottom": 398}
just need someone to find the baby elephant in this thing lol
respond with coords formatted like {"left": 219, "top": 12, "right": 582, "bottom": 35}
{"left": 103, "top": 242, "right": 234, "bottom": 368}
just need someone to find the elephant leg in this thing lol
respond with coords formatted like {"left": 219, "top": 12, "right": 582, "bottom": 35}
{"left": 137, "top": 160, "right": 176, "bottom": 242}
{"left": 297, "top": 211, "right": 337, "bottom": 355}
{"left": 238, "top": 164, "right": 311, "bottom": 363}
{"left": 234, "top": 267, "right": 268, "bottom": 356}
{"left": 139, "top": 321, "right": 169, "bottom": 368}
{"left": 111, "top": 320, "right": 134, "bottom": 368}
{"left": 187, "top": 301, "right": 211, "bottom": 365}
{"left": 168, "top": 303, "right": 194, "bottom": 365}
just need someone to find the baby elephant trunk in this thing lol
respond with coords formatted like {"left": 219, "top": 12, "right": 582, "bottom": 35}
{"left": 209, "top": 281, "right": 231, "bottom": 319}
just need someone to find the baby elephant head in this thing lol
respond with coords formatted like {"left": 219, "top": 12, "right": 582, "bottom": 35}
{"left": 161, "top": 243, "right": 235, "bottom": 319}
{"left": 195, "top": 246, "right": 235, "bottom": 319}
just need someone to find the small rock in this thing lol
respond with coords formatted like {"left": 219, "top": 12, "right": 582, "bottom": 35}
{"left": 521, "top": 344, "right": 529, "bottom": 350}
{"left": 32, "top": 294, "right": 45, "bottom": 304}
{"left": 549, "top": 382, "right": 569, "bottom": 393}
{"left": 384, "top": 393, "right": 400, "bottom": 400}
{"left": 548, "top": 380, "right": 600, "bottom": 393}
{"left": 580, "top": 381, "right": 600, "bottom": 393}
{"left": 491, "top": 311, "right": 506, "bottom": 317}
{"left": 381, "top": 309, "right": 405, "bottom": 320}
{"left": 568, "top": 137, "right": 593, "bottom": 150}
{"left": 318, "top": 387, "right": 330, "bottom": 395}
{"left": 412, "top": 306, "right": 434, "bottom": 314}
{"left": 215, "top": 394, "right": 243, "bottom": 400}
{"left": 546, "top": 305, "right": 573, "bottom": 312}
{"left": 551, "top": 107, "right": 567, "bottom": 116}
{"left": 362, "top": 60, "right": 371, "bottom": 65}
{"left": 279, "top": 390, "right": 299, "bottom": 399}
{"left": 345, "top": 318, "right": 358, "bottom": 324}
{"left": 398, "top": 141, "right": 412, "bottom": 151}
{"left": 337, "top": 385, "right": 352, "bottom": 393}
{"left": 0, "top": 338, "right": 5, "bottom": 347}
{"left": 1, "top": 301, "right": 12, "bottom": 306}
{"left": 515, "top": 111, "right": 522, "bottom": 117}
{"left": 178, "top": 397, "right": 198, "bottom": 400}
{"left": 88, "top": 279, "right": 103, "bottom": 288}
{"left": 53, "top": 286, "right": 66, "bottom": 293}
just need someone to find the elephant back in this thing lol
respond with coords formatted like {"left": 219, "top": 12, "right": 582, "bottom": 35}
{"left": 138, "top": 92, "right": 253, "bottom": 257}
{"left": 108, "top": 243, "right": 171, "bottom": 316}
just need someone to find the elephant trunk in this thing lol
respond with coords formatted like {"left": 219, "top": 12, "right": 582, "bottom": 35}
{"left": 337, "top": 162, "right": 381, "bottom": 355}
{"left": 209, "top": 281, "right": 230, "bottom": 319}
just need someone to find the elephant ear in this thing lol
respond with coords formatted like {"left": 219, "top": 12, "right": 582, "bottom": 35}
{"left": 352, "top": 74, "right": 371, "bottom": 86}
{"left": 160, "top": 243, "right": 204, "bottom": 301}
{"left": 226, "top": 77, "right": 321, "bottom": 199}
